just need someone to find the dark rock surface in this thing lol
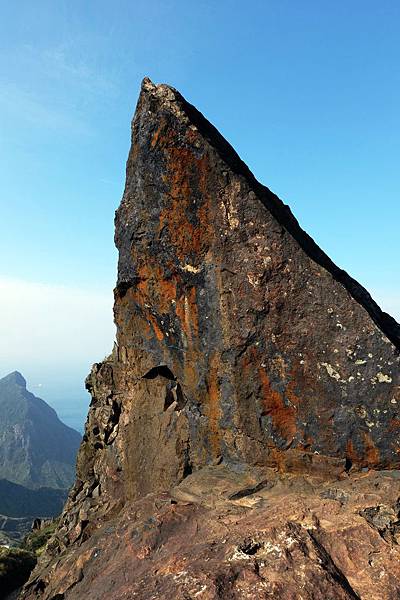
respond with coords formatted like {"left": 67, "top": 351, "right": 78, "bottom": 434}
{"left": 22, "top": 79, "right": 400, "bottom": 599}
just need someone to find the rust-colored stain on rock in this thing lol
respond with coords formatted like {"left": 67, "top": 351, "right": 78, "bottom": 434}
{"left": 259, "top": 368, "right": 298, "bottom": 445}
{"left": 159, "top": 145, "right": 212, "bottom": 262}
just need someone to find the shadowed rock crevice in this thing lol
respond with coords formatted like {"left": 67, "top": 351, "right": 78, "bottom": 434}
{"left": 307, "top": 529, "right": 362, "bottom": 600}
{"left": 228, "top": 479, "right": 271, "bottom": 500}
{"left": 164, "top": 381, "right": 186, "bottom": 412}
{"left": 143, "top": 365, "right": 187, "bottom": 412}
{"left": 142, "top": 365, "right": 176, "bottom": 380}
{"left": 237, "top": 539, "right": 262, "bottom": 555}
{"left": 345, "top": 457, "right": 353, "bottom": 473}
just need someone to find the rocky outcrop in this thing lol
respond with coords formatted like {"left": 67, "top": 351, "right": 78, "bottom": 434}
{"left": 21, "top": 467, "right": 400, "bottom": 599}
{"left": 22, "top": 79, "right": 400, "bottom": 599}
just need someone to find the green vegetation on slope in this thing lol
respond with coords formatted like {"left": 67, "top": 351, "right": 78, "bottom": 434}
{"left": 22, "top": 520, "right": 58, "bottom": 555}
{"left": 0, "top": 547, "right": 36, "bottom": 598}
{"left": 0, "top": 521, "right": 57, "bottom": 598}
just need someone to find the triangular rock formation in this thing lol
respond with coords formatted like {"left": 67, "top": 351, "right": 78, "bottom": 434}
{"left": 22, "top": 79, "right": 400, "bottom": 599}
{"left": 115, "top": 77, "right": 399, "bottom": 487}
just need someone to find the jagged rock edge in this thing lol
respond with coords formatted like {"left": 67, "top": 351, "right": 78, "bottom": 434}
{"left": 138, "top": 78, "right": 400, "bottom": 351}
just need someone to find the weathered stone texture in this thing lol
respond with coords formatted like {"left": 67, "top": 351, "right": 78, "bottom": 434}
{"left": 23, "top": 467, "right": 400, "bottom": 599}
{"left": 116, "top": 78, "right": 399, "bottom": 480}
{"left": 22, "top": 78, "right": 400, "bottom": 599}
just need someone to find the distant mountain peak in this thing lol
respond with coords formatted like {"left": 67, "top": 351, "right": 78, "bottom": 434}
{"left": 0, "top": 371, "right": 81, "bottom": 490}
{"left": 1, "top": 371, "right": 27, "bottom": 387}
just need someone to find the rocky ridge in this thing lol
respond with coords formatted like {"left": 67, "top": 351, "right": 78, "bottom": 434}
{"left": 22, "top": 79, "right": 400, "bottom": 599}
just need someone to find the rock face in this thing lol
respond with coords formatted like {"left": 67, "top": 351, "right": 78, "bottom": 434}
{"left": 22, "top": 79, "right": 400, "bottom": 599}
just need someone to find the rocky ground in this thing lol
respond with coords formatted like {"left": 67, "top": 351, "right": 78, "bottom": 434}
{"left": 22, "top": 465, "right": 400, "bottom": 599}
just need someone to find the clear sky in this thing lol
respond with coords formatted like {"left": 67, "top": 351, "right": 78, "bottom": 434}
{"left": 0, "top": 1, "right": 399, "bottom": 430}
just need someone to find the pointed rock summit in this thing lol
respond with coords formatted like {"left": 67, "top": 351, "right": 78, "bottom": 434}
{"left": 3, "top": 370, "right": 27, "bottom": 387}
{"left": 22, "top": 80, "right": 400, "bottom": 599}
{"left": 113, "top": 77, "right": 400, "bottom": 480}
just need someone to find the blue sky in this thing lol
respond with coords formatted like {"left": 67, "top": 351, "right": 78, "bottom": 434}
{"left": 0, "top": 1, "right": 399, "bottom": 430}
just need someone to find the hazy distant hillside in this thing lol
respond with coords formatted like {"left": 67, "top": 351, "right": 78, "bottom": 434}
{"left": 0, "top": 479, "right": 67, "bottom": 518}
{"left": 0, "top": 371, "right": 81, "bottom": 490}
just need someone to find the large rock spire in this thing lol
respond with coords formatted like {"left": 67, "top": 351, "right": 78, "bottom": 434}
{"left": 22, "top": 79, "right": 400, "bottom": 600}
{"left": 114, "top": 77, "right": 399, "bottom": 481}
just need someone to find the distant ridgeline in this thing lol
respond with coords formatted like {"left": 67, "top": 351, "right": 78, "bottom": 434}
{"left": 0, "top": 372, "right": 81, "bottom": 530}
{"left": 0, "top": 480, "right": 68, "bottom": 518}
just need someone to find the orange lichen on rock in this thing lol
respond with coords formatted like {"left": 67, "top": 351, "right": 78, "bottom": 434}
{"left": 389, "top": 418, "right": 400, "bottom": 432}
{"left": 135, "top": 264, "right": 177, "bottom": 313}
{"left": 346, "top": 439, "right": 359, "bottom": 464}
{"left": 363, "top": 432, "right": 380, "bottom": 466}
{"left": 158, "top": 145, "right": 212, "bottom": 262}
{"left": 148, "top": 315, "right": 164, "bottom": 342}
{"left": 150, "top": 122, "right": 164, "bottom": 148}
{"left": 259, "top": 368, "right": 298, "bottom": 446}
